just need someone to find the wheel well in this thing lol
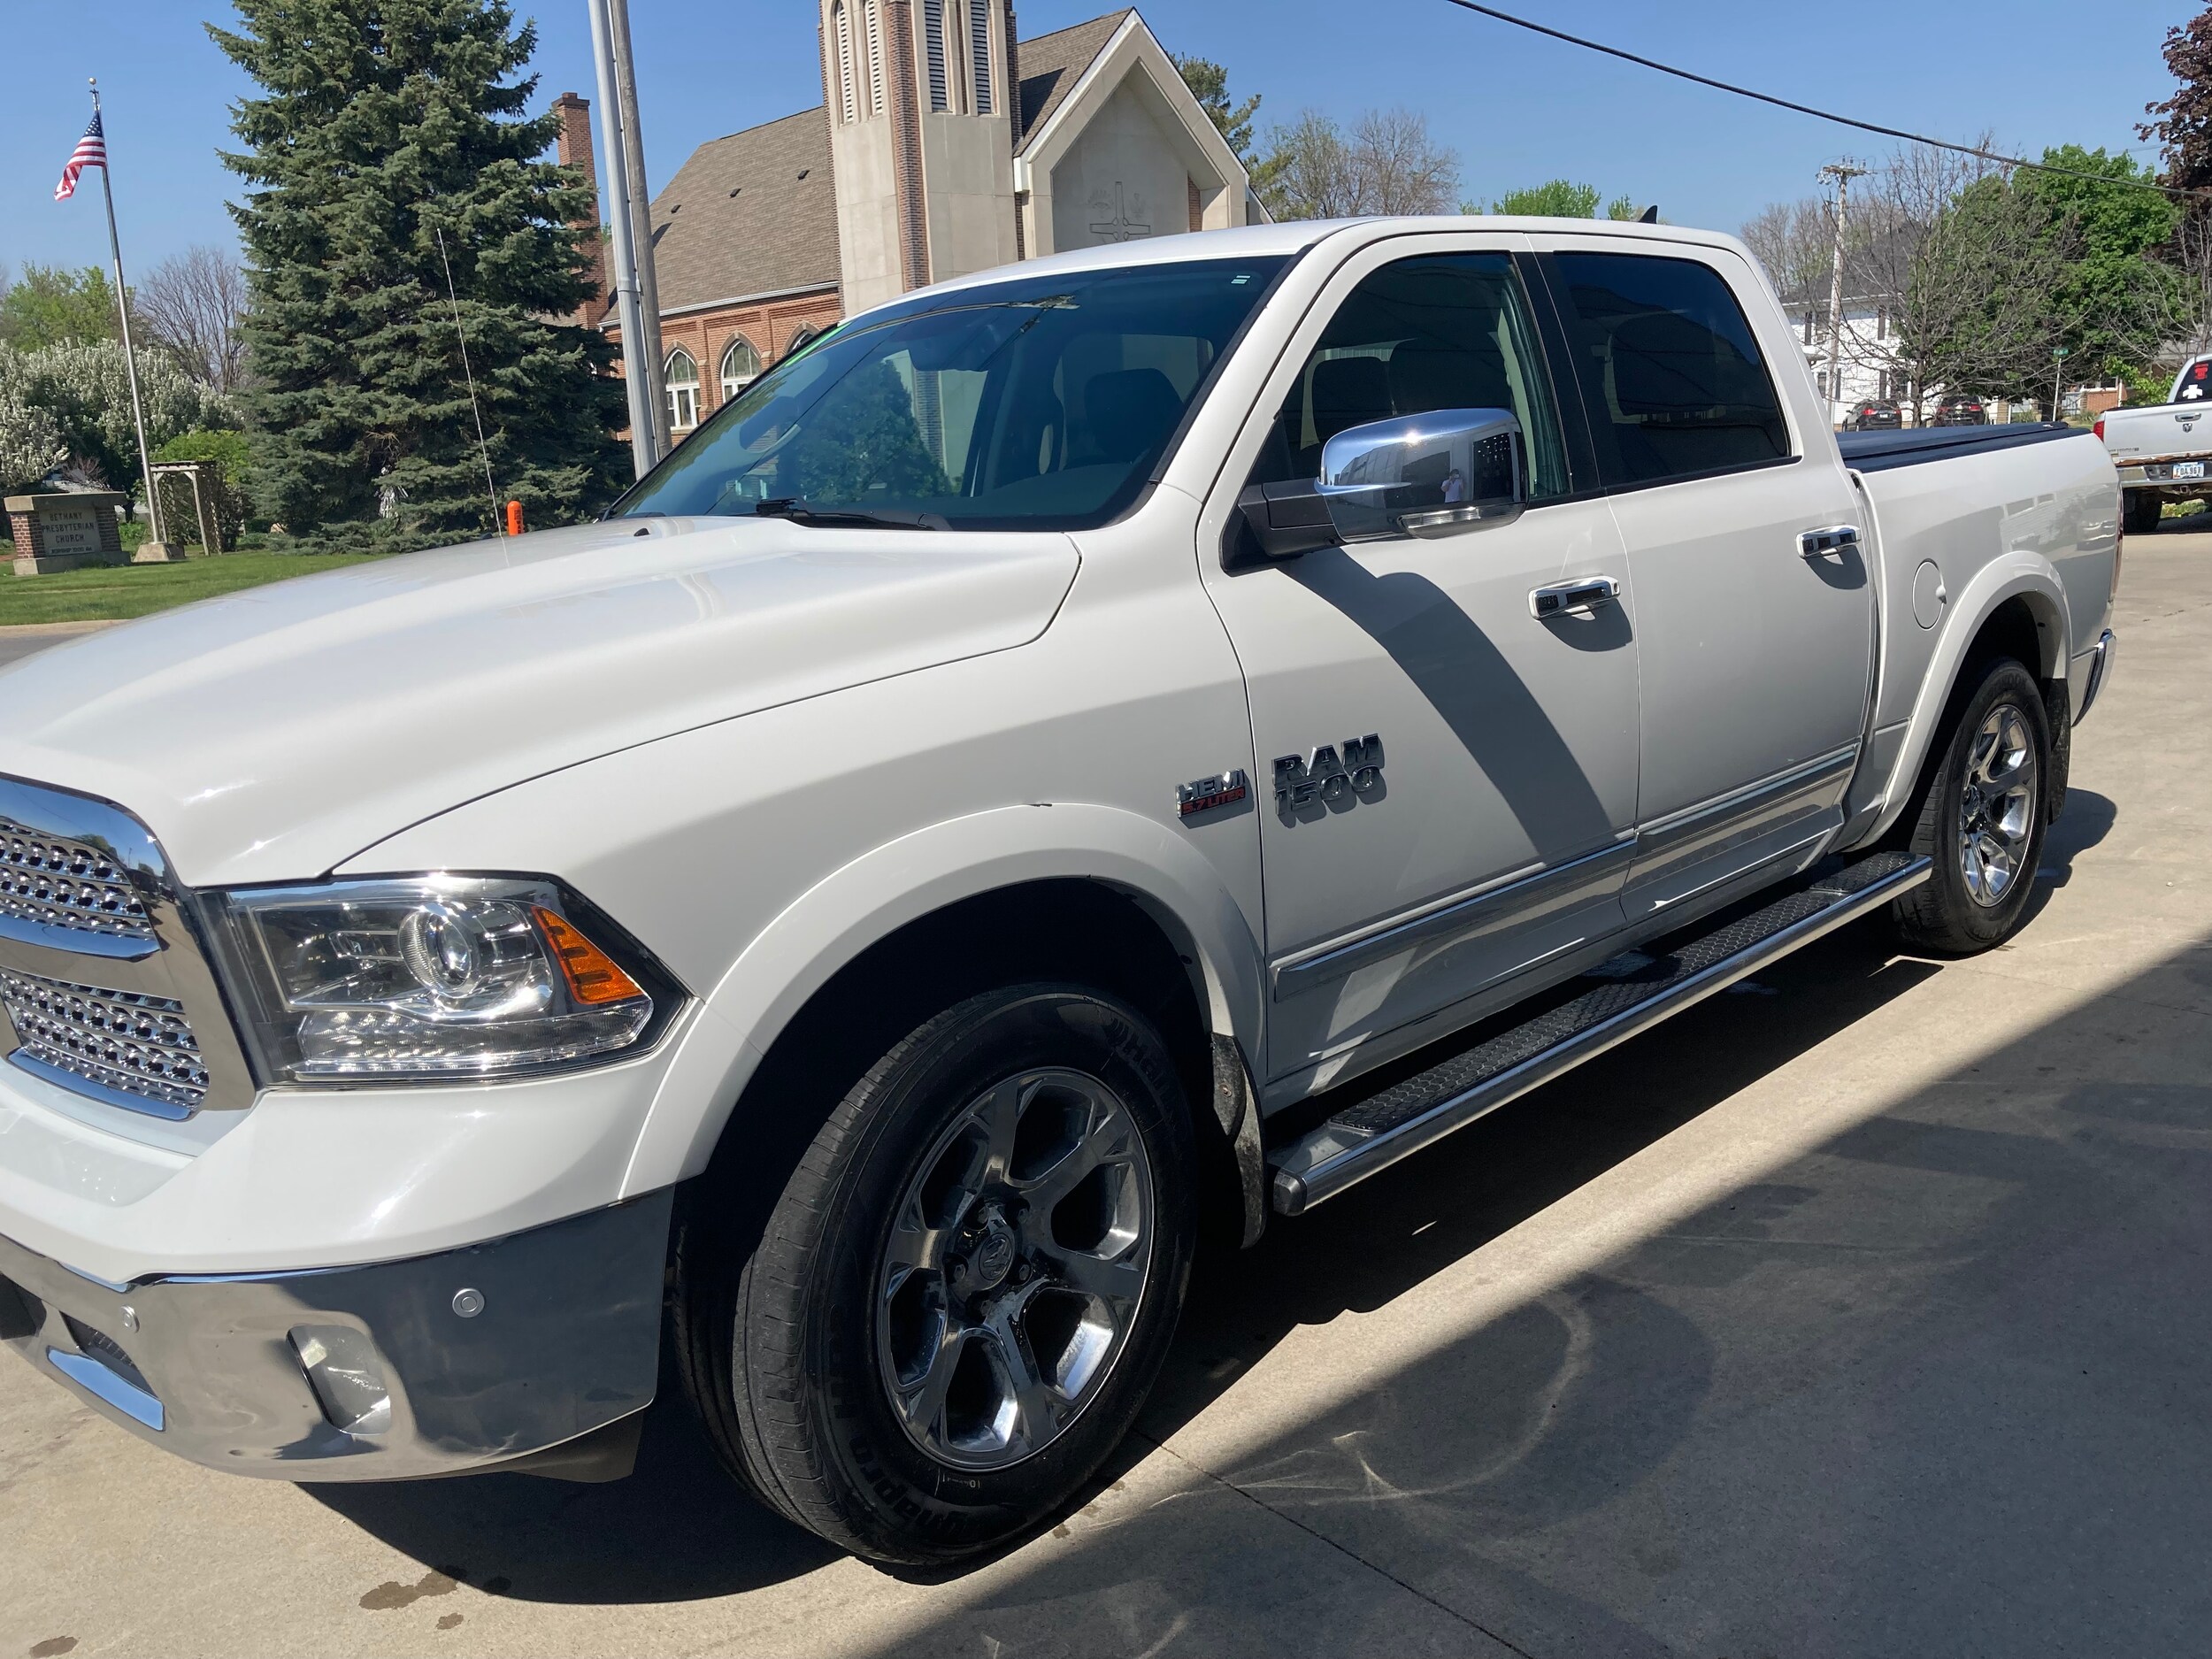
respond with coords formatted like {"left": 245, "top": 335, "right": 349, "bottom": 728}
{"left": 1890, "top": 595, "right": 2068, "bottom": 846}
{"left": 693, "top": 879, "right": 1233, "bottom": 1243}
{"left": 1964, "top": 595, "right": 2055, "bottom": 684}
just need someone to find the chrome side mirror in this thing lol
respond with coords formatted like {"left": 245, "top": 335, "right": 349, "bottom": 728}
{"left": 1318, "top": 408, "right": 1525, "bottom": 541}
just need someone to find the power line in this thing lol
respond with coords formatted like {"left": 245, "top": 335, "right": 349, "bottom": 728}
{"left": 1439, "top": 0, "right": 2201, "bottom": 201}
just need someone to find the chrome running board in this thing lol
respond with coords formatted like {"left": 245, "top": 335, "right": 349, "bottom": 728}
{"left": 1267, "top": 851, "right": 1932, "bottom": 1217}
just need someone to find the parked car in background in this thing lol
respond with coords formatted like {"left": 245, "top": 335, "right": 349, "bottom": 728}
{"left": 0, "top": 216, "right": 2123, "bottom": 1568}
{"left": 1933, "top": 396, "right": 1990, "bottom": 426}
{"left": 1844, "top": 398, "right": 1902, "bottom": 430}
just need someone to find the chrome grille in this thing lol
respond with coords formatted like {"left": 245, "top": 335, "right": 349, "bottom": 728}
{"left": 0, "top": 968, "right": 209, "bottom": 1112}
{"left": 0, "top": 818, "right": 157, "bottom": 941}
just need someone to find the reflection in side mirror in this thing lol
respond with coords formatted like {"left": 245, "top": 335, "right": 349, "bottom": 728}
{"left": 1318, "top": 408, "right": 1525, "bottom": 541}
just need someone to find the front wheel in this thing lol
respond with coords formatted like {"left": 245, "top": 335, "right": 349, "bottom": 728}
{"left": 680, "top": 985, "right": 1196, "bottom": 1566}
{"left": 1893, "top": 657, "right": 2051, "bottom": 954}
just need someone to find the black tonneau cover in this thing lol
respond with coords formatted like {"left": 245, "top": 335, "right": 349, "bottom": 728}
{"left": 1837, "top": 421, "right": 2085, "bottom": 472}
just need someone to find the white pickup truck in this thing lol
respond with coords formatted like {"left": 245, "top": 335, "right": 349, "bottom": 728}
{"left": 0, "top": 217, "right": 2120, "bottom": 1565}
{"left": 2100, "top": 352, "right": 2212, "bottom": 533}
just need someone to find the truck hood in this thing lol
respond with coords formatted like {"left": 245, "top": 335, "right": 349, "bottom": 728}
{"left": 2100, "top": 402, "right": 2211, "bottom": 463}
{"left": 0, "top": 517, "right": 1079, "bottom": 887}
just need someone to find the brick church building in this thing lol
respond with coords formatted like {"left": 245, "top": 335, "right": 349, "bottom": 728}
{"left": 557, "top": 7, "right": 1260, "bottom": 440}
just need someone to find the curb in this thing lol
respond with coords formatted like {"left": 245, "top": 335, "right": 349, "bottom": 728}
{"left": 0, "top": 620, "right": 127, "bottom": 637}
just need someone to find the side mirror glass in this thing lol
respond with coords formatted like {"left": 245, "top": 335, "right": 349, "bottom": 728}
{"left": 1318, "top": 408, "right": 1525, "bottom": 541}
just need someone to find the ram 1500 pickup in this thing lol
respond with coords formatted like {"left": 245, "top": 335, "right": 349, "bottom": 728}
{"left": 2098, "top": 352, "right": 2212, "bottom": 533}
{"left": 0, "top": 217, "right": 2120, "bottom": 1564}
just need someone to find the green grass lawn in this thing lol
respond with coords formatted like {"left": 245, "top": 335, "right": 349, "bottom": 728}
{"left": 0, "top": 554, "right": 384, "bottom": 626}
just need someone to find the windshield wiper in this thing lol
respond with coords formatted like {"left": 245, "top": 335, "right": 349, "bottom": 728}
{"left": 752, "top": 499, "right": 948, "bottom": 531}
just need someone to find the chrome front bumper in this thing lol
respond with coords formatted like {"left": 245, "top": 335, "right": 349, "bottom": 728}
{"left": 0, "top": 1189, "right": 671, "bottom": 1481}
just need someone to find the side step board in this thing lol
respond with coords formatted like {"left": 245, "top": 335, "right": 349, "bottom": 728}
{"left": 1267, "top": 851, "right": 1932, "bottom": 1217}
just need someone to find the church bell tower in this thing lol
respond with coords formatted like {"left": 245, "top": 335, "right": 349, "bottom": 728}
{"left": 821, "top": 0, "right": 1020, "bottom": 313}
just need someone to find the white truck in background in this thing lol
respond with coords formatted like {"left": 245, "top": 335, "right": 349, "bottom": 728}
{"left": 0, "top": 216, "right": 2119, "bottom": 1566}
{"left": 2100, "top": 352, "right": 2212, "bottom": 533}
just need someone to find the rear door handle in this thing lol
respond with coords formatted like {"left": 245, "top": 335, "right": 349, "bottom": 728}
{"left": 1530, "top": 576, "right": 1620, "bottom": 619}
{"left": 1801, "top": 525, "right": 1861, "bottom": 559}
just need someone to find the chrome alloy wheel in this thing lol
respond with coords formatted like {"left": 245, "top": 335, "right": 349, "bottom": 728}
{"left": 875, "top": 1067, "right": 1156, "bottom": 1471}
{"left": 1958, "top": 701, "right": 2039, "bottom": 908}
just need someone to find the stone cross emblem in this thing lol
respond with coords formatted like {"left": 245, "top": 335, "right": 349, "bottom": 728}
{"left": 1088, "top": 181, "right": 1152, "bottom": 243}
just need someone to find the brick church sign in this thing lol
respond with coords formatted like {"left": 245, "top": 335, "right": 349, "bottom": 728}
{"left": 7, "top": 492, "right": 128, "bottom": 576}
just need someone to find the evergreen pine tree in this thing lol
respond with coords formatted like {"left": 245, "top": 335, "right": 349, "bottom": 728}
{"left": 211, "top": 0, "right": 626, "bottom": 548}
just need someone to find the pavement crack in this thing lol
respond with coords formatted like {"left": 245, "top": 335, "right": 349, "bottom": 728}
{"left": 1129, "top": 1429, "right": 1540, "bottom": 1658}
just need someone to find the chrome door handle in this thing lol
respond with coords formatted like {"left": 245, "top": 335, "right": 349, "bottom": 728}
{"left": 1530, "top": 576, "right": 1620, "bottom": 619}
{"left": 1801, "top": 525, "right": 1861, "bottom": 559}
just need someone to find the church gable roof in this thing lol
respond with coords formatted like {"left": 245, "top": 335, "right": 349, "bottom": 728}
{"left": 1015, "top": 10, "right": 1135, "bottom": 152}
{"left": 634, "top": 12, "right": 1160, "bottom": 317}
{"left": 646, "top": 107, "right": 840, "bottom": 313}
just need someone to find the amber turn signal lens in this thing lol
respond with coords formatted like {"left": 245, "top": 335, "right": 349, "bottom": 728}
{"left": 533, "top": 907, "right": 646, "bottom": 1005}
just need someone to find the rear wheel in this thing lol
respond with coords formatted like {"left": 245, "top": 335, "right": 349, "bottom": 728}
{"left": 1893, "top": 658, "right": 2051, "bottom": 954}
{"left": 680, "top": 984, "right": 1196, "bottom": 1565}
{"left": 2123, "top": 491, "right": 2164, "bottom": 536}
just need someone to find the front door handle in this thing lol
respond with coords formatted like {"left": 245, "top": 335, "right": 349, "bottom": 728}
{"left": 1801, "top": 525, "right": 1861, "bottom": 559}
{"left": 1530, "top": 576, "right": 1621, "bottom": 619}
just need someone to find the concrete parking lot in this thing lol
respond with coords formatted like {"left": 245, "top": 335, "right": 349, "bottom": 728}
{"left": 4, "top": 531, "right": 2208, "bottom": 1658}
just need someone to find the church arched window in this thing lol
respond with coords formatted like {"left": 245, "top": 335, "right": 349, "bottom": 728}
{"left": 665, "top": 348, "right": 700, "bottom": 432}
{"left": 832, "top": 1, "right": 856, "bottom": 124}
{"left": 864, "top": 0, "right": 886, "bottom": 116}
{"left": 969, "top": 0, "right": 993, "bottom": 114}
{"left": 923, "top": 0, "right": 949, "bottom": 111}
{"left": 720, "top": 337, "right": 762, "bottom": 403}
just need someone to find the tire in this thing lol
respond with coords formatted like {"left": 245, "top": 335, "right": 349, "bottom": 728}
{"left": 2123, "top": 491, "right": 2163, "bottom": 537}
{"left": 679, "top": 984, "right": 1197, "bottom": 1566}
{"left": 1893, "top": 657, "right": 2052, "bottom": 954}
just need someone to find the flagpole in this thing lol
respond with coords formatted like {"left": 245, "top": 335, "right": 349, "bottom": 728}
{"left": 88, "top": 79, "right": 165, "bottom": 553}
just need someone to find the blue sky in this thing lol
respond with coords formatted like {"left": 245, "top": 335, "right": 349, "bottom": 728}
{"left": 1, "top": 1, "right": 2193, "bottom": 279}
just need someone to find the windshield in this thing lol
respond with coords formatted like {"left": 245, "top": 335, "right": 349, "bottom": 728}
{"left": 614, "top": 256, "right": 1289, "bottom": 529}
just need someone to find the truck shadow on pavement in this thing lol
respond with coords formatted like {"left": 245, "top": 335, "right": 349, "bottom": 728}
{"left": 306, "top": 912, "right": 1953, "bottom": 1607}
{"left": 310, "top": 794, "right": 2131, "bottom": 1616}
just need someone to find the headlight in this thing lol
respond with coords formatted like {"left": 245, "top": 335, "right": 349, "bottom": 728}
{"left": 205, "top": 876, "right": 680, "bottom": 1085}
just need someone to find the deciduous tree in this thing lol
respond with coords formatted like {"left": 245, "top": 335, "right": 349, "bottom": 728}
{"left": 1260, "top": 108, "right": 1458, "bottom": 221}
{"left": 0, "top": 265, "right": 123, "bottom": 351}
{"left": 140, "top": 245, "right": 251, "bottom": 394}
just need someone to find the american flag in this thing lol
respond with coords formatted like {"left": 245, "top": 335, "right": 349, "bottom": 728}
{"left": 55, "top": 111, "right": 105, "bottom": 203}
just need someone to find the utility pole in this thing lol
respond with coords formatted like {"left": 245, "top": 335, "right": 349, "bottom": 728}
{"left": 607, "top": 0, "right": 671, "bottom": 459}
{"left": 1819, "top": 160, "right": 1868, "bottom": 429}
{"left": 587, "top": 0, "right": 664, "bottom": 476}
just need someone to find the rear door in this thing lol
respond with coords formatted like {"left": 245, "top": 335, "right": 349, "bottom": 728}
{"left": 1531, "top": 239, "right": 1873, "bottom": 919}
{"left": 1200, "top": 233, "right": 1641, "bottom": 1085}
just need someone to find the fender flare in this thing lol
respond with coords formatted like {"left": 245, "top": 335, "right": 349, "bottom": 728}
{"left": 618, "top": 803, "right": 1266, "bottom": 1194}
{"left": 1863, "top": 555, "right": 2072, "bottom": 846}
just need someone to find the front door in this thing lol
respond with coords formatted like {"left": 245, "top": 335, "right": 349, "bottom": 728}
{"left": 1202, "top": 238, "right": 1642, "bottom": 1086}
{"left": 1533, "top": 242, "right": 1875, "bottom": 918}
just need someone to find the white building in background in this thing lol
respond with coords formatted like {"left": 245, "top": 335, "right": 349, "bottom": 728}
{"left": 1781, "top": 290, "right": 1915, "bottom": 420}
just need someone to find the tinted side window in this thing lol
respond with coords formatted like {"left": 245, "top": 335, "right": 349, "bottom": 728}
{"left": 1247, "top": 253, "right": 1572, "bottom": 502}
{"left": 1548, "top": 252, "right": 1789, "bottom": 488}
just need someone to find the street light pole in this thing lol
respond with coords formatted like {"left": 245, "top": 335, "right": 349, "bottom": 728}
{"left": 587, "top": 0, "right": 663, "bottom": 476}
{"left": 2051, "top": 347, "right": 2070, "bottom": 421}
{"left": 1819, "top": 160, "right": 1869, "bottom": 429}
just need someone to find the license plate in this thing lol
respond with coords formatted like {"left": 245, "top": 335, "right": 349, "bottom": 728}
{"left": 2177, "top": 461, "right": 2206, "bottom": 480}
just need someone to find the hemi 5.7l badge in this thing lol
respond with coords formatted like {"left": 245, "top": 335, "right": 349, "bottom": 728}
{"left": 1176, "top": 770, "right": 1250, "bottom": 819}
